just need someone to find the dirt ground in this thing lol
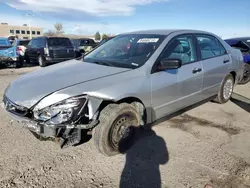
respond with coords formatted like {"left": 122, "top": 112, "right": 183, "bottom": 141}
{"left": 0, "top": 66, "right": 250, "bottom": 188}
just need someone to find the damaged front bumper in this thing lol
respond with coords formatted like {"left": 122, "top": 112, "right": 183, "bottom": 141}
{"left": 2, "top": 95, "right": 101, "bottom": 148}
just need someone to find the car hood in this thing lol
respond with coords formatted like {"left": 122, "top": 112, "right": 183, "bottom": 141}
{"left": 4, "top": 59, "right": 131, "bottom": 108}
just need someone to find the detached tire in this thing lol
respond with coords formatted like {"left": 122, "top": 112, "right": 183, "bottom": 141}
{"left": 239, "top": 63, "right": 250, "bottom": 85}
{"left": 38, "top": 55, "right": 46, "bottom": 67}
{"left": 93, "top": 103, "right": 141, "bottom": 156}
{"left": 213, "top": 73, "right": 234, "bottom": 104}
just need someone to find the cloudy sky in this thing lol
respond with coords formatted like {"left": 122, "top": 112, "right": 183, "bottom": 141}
{"left": 0, "top": 0, "right": 249, "bottom": 38}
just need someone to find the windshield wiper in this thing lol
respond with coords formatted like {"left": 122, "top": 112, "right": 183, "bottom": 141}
{"left": 92, "top": 61, "right": 112, "bottom": 66}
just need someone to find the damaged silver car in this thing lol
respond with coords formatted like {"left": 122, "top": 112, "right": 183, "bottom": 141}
{"left": 2, "top": 29, "right": 244, "bottom": 156}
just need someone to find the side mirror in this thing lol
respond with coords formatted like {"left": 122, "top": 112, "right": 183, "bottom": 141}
{"left": 158, "top": 58, "right": 182, "bottom": 71}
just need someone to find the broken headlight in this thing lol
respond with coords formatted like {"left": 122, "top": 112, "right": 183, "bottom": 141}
{"left": 33, "top": 96, "right": 87, "bottom": 125}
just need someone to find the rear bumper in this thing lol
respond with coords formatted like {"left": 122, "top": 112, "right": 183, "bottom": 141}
{"left": 45, "top": 56, "right": 74, "bottom": 63}
{"left": 235, "top": 65, "right": 244, "bottom": 85}
{"left": 0, "top": 56, "right": 17, "bottom": 63}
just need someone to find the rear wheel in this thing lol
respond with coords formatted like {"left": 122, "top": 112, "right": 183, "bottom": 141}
{"left": 93, "top": 103, "right": 141, "bottom": 156}
{"left": 213, "top": 73, "right": 234, "bottom": 104}
{"left": 38, "top": 55, "right": 46, "bottom": 67}
{"left": 16, "top": 56, "right": 24, "bottom": 68}
{"left": 239, "top": 63, "right": 250, "bottom": 84}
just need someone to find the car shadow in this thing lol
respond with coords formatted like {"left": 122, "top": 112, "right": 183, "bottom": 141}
{"left": 231, "top": 93, "right": 250, "bottom": 113}
{"left": 119, "top": 127, "right": 169, "bottom": 188}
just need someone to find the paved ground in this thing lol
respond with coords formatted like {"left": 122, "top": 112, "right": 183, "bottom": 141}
{"left": 0, "top": 66, "right": 250, "bottom": 188}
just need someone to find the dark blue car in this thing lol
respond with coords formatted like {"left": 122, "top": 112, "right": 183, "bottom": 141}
{"left": 225, "top": 37, "right": 250, "bottom": 84}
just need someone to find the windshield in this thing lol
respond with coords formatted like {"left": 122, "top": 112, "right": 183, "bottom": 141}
{"left": 0, "top": 39, "right": 11, "bottom": 46}
{"left": 48, "top": 38, "right": 72, "bottom": 47}
{"left": 83, "top": 34, "right": 166, "bottom": 69}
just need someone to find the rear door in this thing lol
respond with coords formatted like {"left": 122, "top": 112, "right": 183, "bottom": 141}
{"left": 195, "top": 34, "right": 231, "bottom": 99}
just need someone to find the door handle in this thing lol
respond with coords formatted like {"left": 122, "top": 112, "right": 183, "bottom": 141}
{"left": 223, "top": 59, "right": 230, "bottom": 63}
{"left": 192, "top": 68, "right": 202, "bottom": 74}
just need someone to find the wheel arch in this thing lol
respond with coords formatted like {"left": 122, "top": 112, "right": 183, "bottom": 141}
{"left": 93, "top": 96, "right": 148, "bottom": 124}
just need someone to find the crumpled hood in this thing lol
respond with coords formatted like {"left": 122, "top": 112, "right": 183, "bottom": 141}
{"left": 4, "top": 59, "right": 130, "bottom": 108}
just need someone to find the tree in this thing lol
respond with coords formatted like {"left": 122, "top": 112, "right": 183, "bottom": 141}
{"left": 102, "top": 33, "right": 108, "bottom": 40}
{"left": 54, "top": 23, "right": 64, "bottom": 36}
{"left": 95, "top": 31, "right": 101, "bottom": 41}
{"left": 44, "top": 30, "right": 56, "bottom": 37}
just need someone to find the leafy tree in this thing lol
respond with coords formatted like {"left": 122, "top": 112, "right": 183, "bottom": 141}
{"left": 102, "top": 33, "right": 108, "bottom": 40}
{"left": 95, "top": 31, "right": 101, "bottom": 41}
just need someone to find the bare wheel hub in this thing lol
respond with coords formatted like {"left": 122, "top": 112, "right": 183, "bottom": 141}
{"left": 110, "top": 113, "right": 137, "bottom": 150}
{"left": 223, "top": 79, "right": 233, "bottom": 100}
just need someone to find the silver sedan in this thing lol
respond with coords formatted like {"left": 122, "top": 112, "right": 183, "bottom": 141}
{"left": 3, "top": 29, "right": 244, "bottom": 156}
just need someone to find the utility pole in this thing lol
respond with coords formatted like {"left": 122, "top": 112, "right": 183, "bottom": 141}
{"left": 25, "top": 13, "right": 34, "bottom": 39}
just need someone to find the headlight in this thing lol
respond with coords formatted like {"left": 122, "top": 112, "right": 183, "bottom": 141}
{"left": 34, "top": 96, "right": 87, "bottom": 125}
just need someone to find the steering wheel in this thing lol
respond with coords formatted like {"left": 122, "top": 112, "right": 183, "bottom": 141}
{"left": 114, "top": 48, "right": 124, "bottom": 56}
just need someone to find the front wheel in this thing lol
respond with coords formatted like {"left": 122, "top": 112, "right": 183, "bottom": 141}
{"left": 239, "top": 63, "right": 250, "bottom": 85}
{"left": 213, "top": 73, "right": 234, "bottom": 104}
{"left": 93, "top": 103, "right": 141, "bottom": 156}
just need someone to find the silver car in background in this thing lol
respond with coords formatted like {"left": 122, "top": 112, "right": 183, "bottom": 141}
{"left": 3, "top": 29, "right": 244, "bottom": 156}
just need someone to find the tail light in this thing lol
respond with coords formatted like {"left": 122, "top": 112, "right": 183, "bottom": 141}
{"left": 16, "top": 47, "right": 22, "bottom": 55}
{"left": 44, "top": 47, "right": 49, "bottom": 55}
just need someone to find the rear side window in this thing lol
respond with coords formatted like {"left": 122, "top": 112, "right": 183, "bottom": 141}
{"left": 80, "top": 39, "right": 95, "bottom": 46}
{"left": 243, "top": 39, "right": 250, "bottom": 47}
{"left": 19, "top": 40, "right": 30, "bottom": 46}
{"left": 196, "top": 35, "right": 227, "bottom": 60}
{"left": 48, "top": 38, "right": 72, "bottom": 47}
{"left": 160, "top": 35, "right": 197, "bottom": 65}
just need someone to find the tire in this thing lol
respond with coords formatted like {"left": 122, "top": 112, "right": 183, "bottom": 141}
{"left": 93, "top": 103, "right": 141, "bottom": 156}
{"left": 213, "top": 73, "right": 234, "bottom": 104}
{"left": 16, "top": 56, "right": 23, "bottom": 68}
{"left": 239, "top": 63, "right": 250, "bottom": 85}
{"left": 38, "top": 55, "right": 46, "bottom": 67}
{"left": 25, "top": 56, "right": 30, "bottom": 64}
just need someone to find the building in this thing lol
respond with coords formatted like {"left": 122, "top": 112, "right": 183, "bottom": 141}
{"left": 0, "top": 23, "right": 43, "bottom": 40}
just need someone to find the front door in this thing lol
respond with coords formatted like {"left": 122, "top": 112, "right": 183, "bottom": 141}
{"left": 151, "top": 34, "right": 203, "bottom": 120}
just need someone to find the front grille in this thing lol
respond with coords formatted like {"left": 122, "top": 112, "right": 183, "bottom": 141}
{"left": 3, "top": 95, "right": 29, "bottom": 117}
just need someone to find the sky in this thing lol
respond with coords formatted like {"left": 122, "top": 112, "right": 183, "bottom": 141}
{"left": 0, "top": 0, "right": 249, "bottom": 38}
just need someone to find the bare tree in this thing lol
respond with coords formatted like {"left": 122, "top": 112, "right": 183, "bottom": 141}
{"left": 54, "top": 23, "right": 64, "bottom": 36}
{"left": 44, "top": 30, "right": 56, "bottom": 37}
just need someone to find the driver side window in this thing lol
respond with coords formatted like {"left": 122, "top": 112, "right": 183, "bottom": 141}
{"left": 160, "top": 35, "right": 197, "bottom": 65}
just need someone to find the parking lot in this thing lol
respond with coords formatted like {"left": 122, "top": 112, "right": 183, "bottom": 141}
{"left": 0, "top": 66, "right": 250, "bottom": 188}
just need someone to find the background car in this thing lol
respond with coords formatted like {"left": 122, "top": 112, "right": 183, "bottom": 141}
{"left": 225, "top": 37, "right": 250, "bottom": 84}
{"left": 71, "top": 38, "right": 97, "bottom": 55}
{"left": 0, "top": 37, "right": 17, "bottom": 67}
{"left": 25, "top": 36, "right": 75, "bottom": 67}
{"left": 12, "top": 39, "right": 30, "bottom": 68}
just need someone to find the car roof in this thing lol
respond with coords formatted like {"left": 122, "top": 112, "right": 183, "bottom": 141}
{"left": 225, "top": 37, "right": 250, "bottom": 41}
{"left": 120, "top": 29, "right": 215, "bottom": 36}
{"left": 0, "top": 37, "right": 8, "bottom": 40}
{"left": 34, "top": 36, "right": 70, "bottom": 39}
